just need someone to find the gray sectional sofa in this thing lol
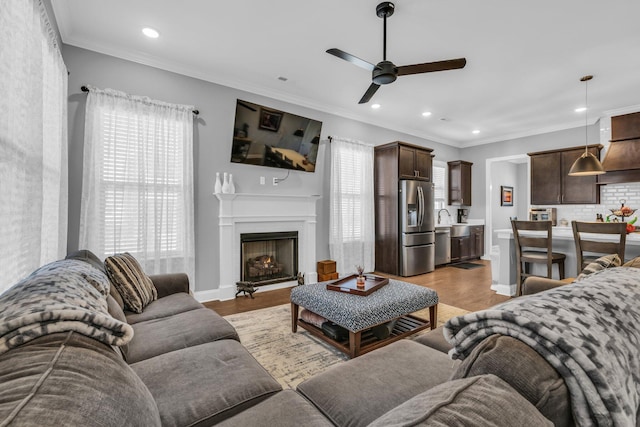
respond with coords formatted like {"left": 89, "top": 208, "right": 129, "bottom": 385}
{"left": 2, "top": 250, "right": 638, "bottom": 426}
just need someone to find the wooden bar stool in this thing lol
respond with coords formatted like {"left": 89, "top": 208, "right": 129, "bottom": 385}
{"left": 571, "top": 221, "right": 627, "bottom": 276}
{"left": 511, "top": 220, "right": 566, "bottom": 296}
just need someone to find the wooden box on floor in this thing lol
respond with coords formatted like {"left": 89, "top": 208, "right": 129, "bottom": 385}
{"left": 317, "top": 260, "right": 336, "bottom": 275}
{"left": 318, "top": 272, "right": 339, "bottom": 282}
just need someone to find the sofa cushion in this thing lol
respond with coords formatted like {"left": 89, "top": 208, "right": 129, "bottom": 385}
{"left": 623, "top": 256, "right": 640, "bottom": 268}
{"left": 65, "top": 249, "right": 106, "bottom": 273}
{"left": 413, "top": 325, "right": 453, "bottom": 353}
{"left": 576, "top": 253, "right": 621, "bottom": 281}
{"left": 125, "top": 292, "right": 203, "bottom": 324}
{"left": 125, "top": 308, "right": 239, "bottom": 363}
{"left": 216, "top": 390, "right": 333, "bottom": 427}
{"left": 131, "top": 339, "right": 281, "bottom": 426}
{"left": 368, "top": 374, "right": 553, "bottom": 427}
{"left": 104, "top": 253, "right": 157, "bottom": 313}
{"left": 0, "top": 332, "right": 160, "bottom": 427}
{"left": 297, "top": 340, "right": 456, "bottom": 427}
{"left": 106, "top": 294, "right": 129, "bottom": 359}
{"left": 450, "top": 334, "right": 572, "bottom": 427}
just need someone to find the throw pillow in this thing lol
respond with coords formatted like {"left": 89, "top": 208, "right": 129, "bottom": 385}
{"left": 104, "top": 253, "right": 157, "bottom": 314}
{"left": 576, "top": 253, "right": 621, "bottom": 282}
{"left": 368, "top": 374, "right": 553, "bottom": 427}
{"left": 449, "top": 335, "right": 571, "bottom": 426}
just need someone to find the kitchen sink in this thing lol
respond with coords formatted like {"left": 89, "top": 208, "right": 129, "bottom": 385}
{"left": 450, "top": 224, "right": 470, "bottom": 237}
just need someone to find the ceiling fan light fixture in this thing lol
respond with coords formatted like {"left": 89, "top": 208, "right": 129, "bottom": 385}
{"left": 568, "top": 75, "right": 606, "bottom": 177}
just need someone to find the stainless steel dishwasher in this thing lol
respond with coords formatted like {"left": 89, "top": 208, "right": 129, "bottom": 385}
{"left": 435, "top": 227, "right": 451, "bottom": 266}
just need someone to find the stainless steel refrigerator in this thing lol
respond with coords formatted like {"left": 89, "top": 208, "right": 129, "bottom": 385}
{"left": 399, "top": 180, "right": 435, "bottom": 276}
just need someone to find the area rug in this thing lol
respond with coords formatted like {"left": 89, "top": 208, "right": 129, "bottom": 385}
{"left": 224, "top": 302, "right": 469, "bottom": 389}
{"left": 450, "top": 262, "right": 484, "bottom": 270}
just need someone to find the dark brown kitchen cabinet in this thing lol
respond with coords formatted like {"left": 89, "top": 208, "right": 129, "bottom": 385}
{"left": 470, "top": 226, "right": 484, "bottom": 259}
{"left": 529, "top": 145, "right": 602, "bottom": 205}
{"left": 397, "top": 143, "right": 433, "bottom": 181}
{"left": 448, "top": 161, "right": 472, "bottom": 206}
{"left": 451, "top": 226, "right": 484, "bottom": 262}
{"left": 451, "top": 236, "right": 472, "bottom": 263}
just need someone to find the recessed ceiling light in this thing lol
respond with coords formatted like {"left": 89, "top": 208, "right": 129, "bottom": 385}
{"left": 472, "top": 129, "right": 480, "bottom": 134}
{"left": 575, "top": 107, "right": 587, "bottom": 113}
{"left": 421, "top": 111, "right": 432, "bottom": 117}
{"left": 142, "top": 27, "right": 159, "bottom": 39}
{"left": 371, "top": 104, "right": 381, "bottom": 109}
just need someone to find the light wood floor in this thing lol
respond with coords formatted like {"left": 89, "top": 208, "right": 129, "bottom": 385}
{"left": 203, "top": 260, "right": 510, "bottom": 316}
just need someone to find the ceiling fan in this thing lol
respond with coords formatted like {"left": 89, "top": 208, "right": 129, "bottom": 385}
{"left": 327, "top": 2, "right": 467, "bottom": 104}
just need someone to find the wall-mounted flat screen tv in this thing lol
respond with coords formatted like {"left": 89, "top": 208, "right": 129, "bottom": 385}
{"left": 230, "top": 99, "right": 323, "bottom": 173}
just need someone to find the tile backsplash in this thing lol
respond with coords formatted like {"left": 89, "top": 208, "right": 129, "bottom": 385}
{"left": 534, "top": 182, "right": 640, "bottom": 223}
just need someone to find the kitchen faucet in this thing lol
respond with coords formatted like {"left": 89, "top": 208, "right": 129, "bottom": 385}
{"left": 437, "top": 208, "right": 452, "bottom": 224}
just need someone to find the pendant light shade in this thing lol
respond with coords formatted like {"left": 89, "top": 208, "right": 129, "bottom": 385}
{"left": 568, "top": 75, "right": 606, "bottom": 176}
{"left": 568, "top": 150, "right": 605, "bottom": 175}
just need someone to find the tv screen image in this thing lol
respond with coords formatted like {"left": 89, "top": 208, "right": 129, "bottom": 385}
{"left": 230, "top": 99, "right": 323, "bottom": 173}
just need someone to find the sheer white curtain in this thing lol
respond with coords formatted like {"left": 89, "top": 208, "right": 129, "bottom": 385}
{"left": 329, "top": 137, "right": 375, "bottom": 273}
{"left": 0, "top": 0, "right": 68, "bottom": 294}
{"left": 80, "top": 87, "right": 195, "bottom": 286}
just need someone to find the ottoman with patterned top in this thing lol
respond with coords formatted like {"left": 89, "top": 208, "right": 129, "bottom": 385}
{"left": 291, "top": 279, "right": 438, "bottom": 358}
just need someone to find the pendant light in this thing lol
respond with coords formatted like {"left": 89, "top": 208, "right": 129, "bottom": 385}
{"left": 568, "top": 75, "right": 605, "bottom": 176}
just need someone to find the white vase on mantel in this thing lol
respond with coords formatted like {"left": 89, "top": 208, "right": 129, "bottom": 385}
{"left": 229, "top": 174, "right": 236, "bottom": 194}
{"left": 222, "top": 172, "right": 230, "bottom": 194}
{"left": 214, "top": 172, "right": 222, "bottom": 194}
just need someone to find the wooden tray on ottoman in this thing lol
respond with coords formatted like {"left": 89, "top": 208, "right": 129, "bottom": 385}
{"left": 326, "top": 274, "right": 389, "bottom": 296}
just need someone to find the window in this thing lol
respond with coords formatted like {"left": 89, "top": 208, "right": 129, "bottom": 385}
{"left": 100, "top": 110, "right": 184, "bottom": 255}
{"left": 329, "top": 137, "right": 375, "bottom": 272}
{"left": 80, "top": 88, "right": 195, "bottom": 283}
{"left": 433, "top": 162, "right": 447, "bottom": 209}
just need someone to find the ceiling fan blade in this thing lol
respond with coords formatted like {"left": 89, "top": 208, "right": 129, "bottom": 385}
{"left": 326, "top": 48, "right": 375, "bottom": 71}
{"left": 397, "top": 58, "right": 467, "bottom": 76}
{"left": 358, "top": 83, "right": 380, "bottom": 104}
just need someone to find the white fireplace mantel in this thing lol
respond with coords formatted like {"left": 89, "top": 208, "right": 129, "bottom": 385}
{"left": 213, "top": 193, "right": 320, "bottom": 301}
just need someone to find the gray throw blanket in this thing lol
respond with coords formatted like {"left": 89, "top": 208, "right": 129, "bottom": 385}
{"left": 0, "top": 259, "right": 134, "bottom": 355}
{"left": 444, "top": 267, "right": 640, "bottom": 427}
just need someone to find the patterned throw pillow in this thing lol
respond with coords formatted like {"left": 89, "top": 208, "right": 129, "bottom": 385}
{"left": 623, "top": 256, "right": 640, "bottom": 269}
{"left": 576, "top": 253, "right": 621, "bottom": 282}
{"left": 104, "top": 253, "right": 157, "bottom": 313}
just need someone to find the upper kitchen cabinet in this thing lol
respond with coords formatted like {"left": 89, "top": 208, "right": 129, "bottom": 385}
{"left": 529, "top": 144, "right": 602, "bottom": 205}
{"left": 448, "top": 161, "right": 472, "bottom": 206}
{"left": 394, "top": 142, "right": 433, "bottom": 181}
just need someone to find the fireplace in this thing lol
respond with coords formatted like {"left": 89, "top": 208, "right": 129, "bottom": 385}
{"left": 240, "top": 231, "right": 298, "bottom": 286}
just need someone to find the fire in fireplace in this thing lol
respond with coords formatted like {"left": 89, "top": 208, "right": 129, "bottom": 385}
{"left": 240, "top": 231, "right": 298, "bottom": 286}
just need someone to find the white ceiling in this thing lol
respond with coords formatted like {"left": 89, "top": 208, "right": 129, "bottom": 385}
{"left": 51, "top": 0, "right": 640, "bottom": 148}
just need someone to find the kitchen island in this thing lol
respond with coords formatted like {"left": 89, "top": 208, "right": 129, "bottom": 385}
{"left": 493, "top": 226, "right": 640, "bottom": 296}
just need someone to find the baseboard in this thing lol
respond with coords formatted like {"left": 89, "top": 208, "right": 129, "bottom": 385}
{"left": 491, "top": 282, "right": 516, "bottom": 297}
{"left": 193, "top": 289, "right": 220, "bottom": 303}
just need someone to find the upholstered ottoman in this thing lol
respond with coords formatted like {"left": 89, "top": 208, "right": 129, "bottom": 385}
{"left": 291, "top": 279, "right": 438, "bottom": 358}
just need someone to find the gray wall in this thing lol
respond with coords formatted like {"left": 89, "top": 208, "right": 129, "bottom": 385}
{"left": 62, "top": 45, "right": 461, "bottom": 293}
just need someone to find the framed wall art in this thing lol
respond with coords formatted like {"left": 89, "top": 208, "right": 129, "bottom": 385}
{"left": 258, "top": 108, "right": 283, "bottom": 132}
{"left": 501, "top": 186, "right": 513, "bottom": 206}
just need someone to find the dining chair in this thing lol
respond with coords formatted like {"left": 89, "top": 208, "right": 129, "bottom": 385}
{"left": 571, "top": 221, "right": 627, "bottom": 276}
{"left": 511, "top": 220, "right": 566, "bottom": 297}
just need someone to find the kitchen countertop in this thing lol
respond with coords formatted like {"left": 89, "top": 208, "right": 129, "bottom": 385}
{"left": 435, "top": 219, "right": 485, "bottom": 228}
{"left": 495, "top": 226, "right": 640, "bottom": 244}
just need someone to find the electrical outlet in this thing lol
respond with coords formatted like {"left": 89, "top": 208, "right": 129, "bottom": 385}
{"left": 273, "top": 177, "right": 278, "bottom": 186}
{"left": 260, "top": 176, "right": 265, "bottom": 185}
